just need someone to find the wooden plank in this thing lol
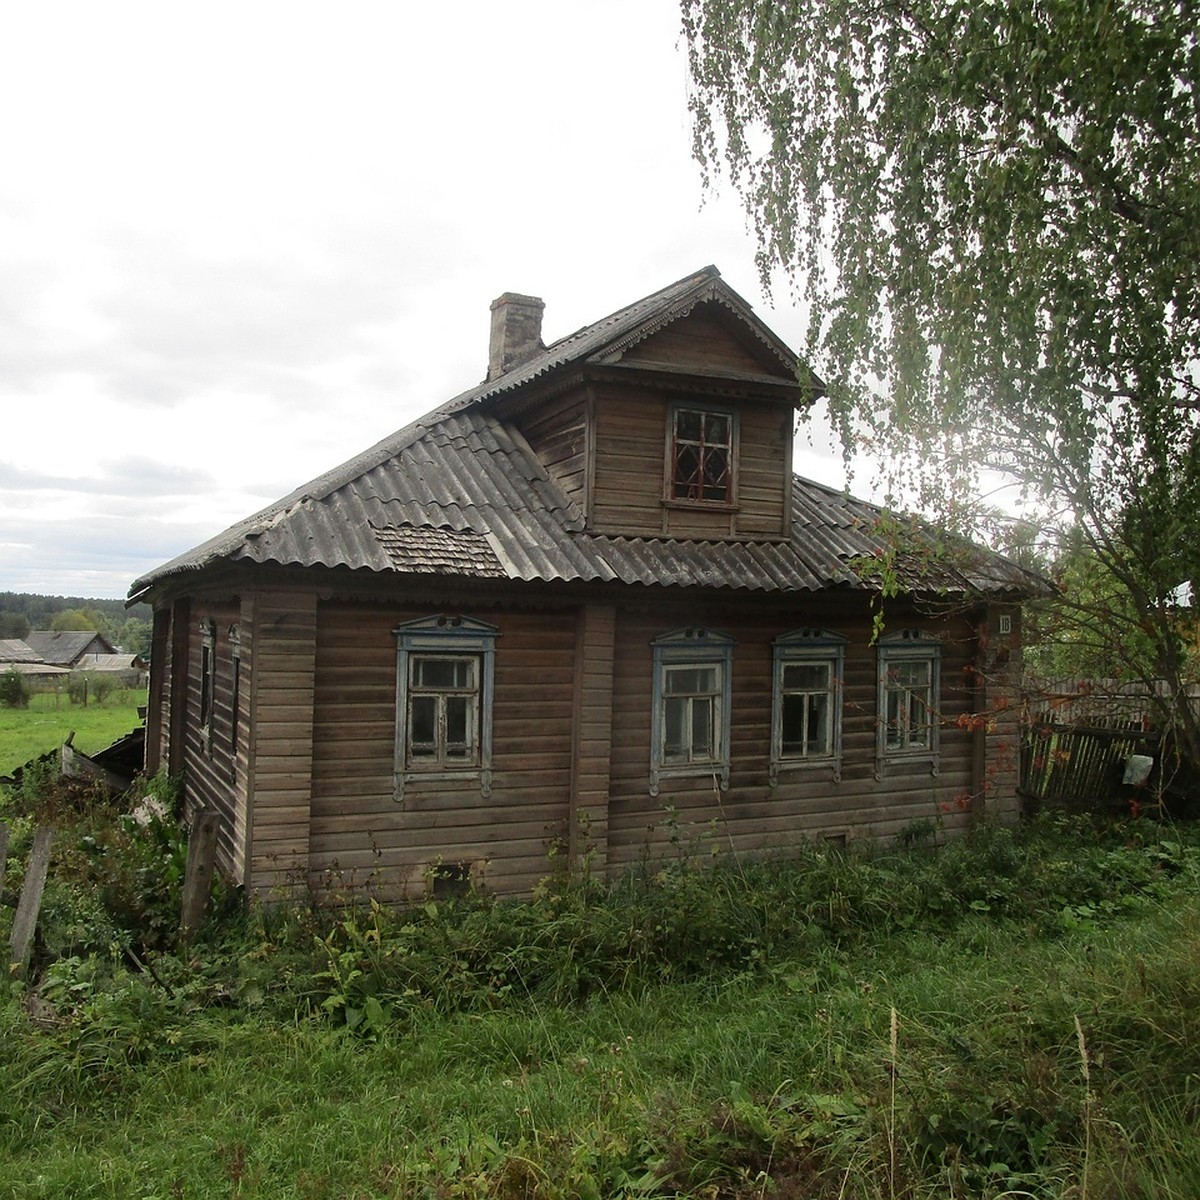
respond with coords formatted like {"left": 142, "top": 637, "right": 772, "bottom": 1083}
{"left": 10, "top": 826, "right": 53, "bottom": 979}
{"left": 180, "top": 810, "right": 219, "bottom": 943}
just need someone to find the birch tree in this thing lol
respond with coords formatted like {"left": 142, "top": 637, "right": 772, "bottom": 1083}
{"left": 683, "top": 0, "right": 1200, "bottom": 769}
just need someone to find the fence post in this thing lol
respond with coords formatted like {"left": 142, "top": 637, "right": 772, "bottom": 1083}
{"left": 180, "top": 810, "right": 220, "bottom": 944}
{"left": 10, "top": 826, "right": 54, "bottom": 979}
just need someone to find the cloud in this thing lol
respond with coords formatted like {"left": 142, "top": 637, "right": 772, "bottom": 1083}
{"left": 0, "top": 457, "right": 215, "bottom": 499}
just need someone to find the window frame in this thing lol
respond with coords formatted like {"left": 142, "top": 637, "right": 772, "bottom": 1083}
{"left": 650, "top": 627, "right": 735, "bottom": 795}
{"left": 770, "top": 628, "right": 847, "bottom": 786}
{"left": 198, "top": 618, "right": 216, "bottom": 754}
{"left": 393, "top": 615, "right": 499, "bottom": 803}
{"left": 228, "top": 623, "right": 241, "bottom": 782}
{"left": 664, "top": 403, "right": 738, "bottom": 508}
{"left": 876, "top": 629, "right": 941, "bottom": 778}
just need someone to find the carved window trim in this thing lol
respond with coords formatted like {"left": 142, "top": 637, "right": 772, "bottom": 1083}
{"left": 228, "top": 624, "right": 241, "bottom": 782}
{"left": 876, "top": 629, "right": 941, "bottom": 779}
{"left": 393, "top": 615, "right": 498, "bottom": 803}
{"left": 770, "top": 628, "right": 846, "bottom": 786}
{"left": 650, "top": 627, "right": 735, "bottom": 795}
{"left": 198, "top": 619, "right": 216, "bottom": 754}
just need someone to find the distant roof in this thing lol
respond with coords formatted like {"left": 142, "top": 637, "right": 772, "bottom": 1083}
{"left": 131, "top": 267, "right": 1045, "bottom": 601}
{"left": 0, "top": 639, "right": 41, "bottom": 664}
{"left": 25, "top": 630, "right": 117, "bottom": 665}
{"left": 4, "top": 661, "right": 70, "bottom": 677}
{"left": 77, "top": 653, "right": 140, "bottom": 672}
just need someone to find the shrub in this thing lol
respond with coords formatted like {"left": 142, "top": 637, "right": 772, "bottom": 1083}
{"left": 0, "top": 666, "right": 30, "bottom": 708}
{"left": 66, "top": 672, "right": 117, "bottom": 707}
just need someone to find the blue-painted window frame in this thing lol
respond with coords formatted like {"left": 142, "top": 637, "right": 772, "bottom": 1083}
{"left": 876, "top": 628, "right": 941, "bottom": 778}
{"left": 770, "top": 628, "right": 847, "bottom": 786}
{"left": 198, "top": 618, "right": 216, "bottom": 755}
{"left": 393, "top": 615, "right": 499, "bottom": 803}
{"left": 650, "top": 627, "right": 735, "bottom": 795}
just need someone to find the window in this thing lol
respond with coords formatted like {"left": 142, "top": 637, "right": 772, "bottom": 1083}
{"left": 876, "top": 630, "right": 941, "bottom": 777}
{"left": 228, "top": 624, "right": 241, "bottom": 782}
{"left": 408, "top": 655, "right": 479, "bottom": 766}
{"left": 669, "top": 406, "right": 735, "bottom": 503}
{"left": 650, "top": 628, "right": 734, "bottom": 795}
{"left": 394, "top": 615, "right": 498, "bottom": 802}
{"left": 198, "top": 619, "right": 216, "bottom": 752}
{"left": 770, "top": 629, "right": 846, "bottom": 785}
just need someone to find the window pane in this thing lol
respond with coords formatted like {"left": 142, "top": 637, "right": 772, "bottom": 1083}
{"left": 704, "top": 413, "right": 730, "bottom": 444}
{"left": 410, "top": 695, "right": 437, "bottom": 756}
{"left": 906, "top": 693, "right": 930, "bottom": 748}
{"left": 691, "top": 696, "right": 713, "bottom": 757}
{"left": 666, "top": 666, "right": 716, "bottom": 695}
{"left": 894, "top": 660, "right": 930, "bottom": 689}
{"left": 444, "top": 695, "right": 472, "bottom": 758}
{"left": 676, "top": 409, "right": 702, "bottom": 440}
{"left": 781, "top": 692, "right": 808, "bottom": 754}
{"left": 664, "top": 696, "right": 686, "bottom": 760}
{"left": 885, "top": 689, "right": 905, "bottom": 749}
{"left": 702, "top": 447, "right": 729, "bottom": 499}
{"left": 783, "top": 662, "right": 829, "bottom": 691}
{"left": 807, "top": 693, "right": 829, "bottom": 754}
{"left": 413, "top": 656, "right": 474, "bottom": 689}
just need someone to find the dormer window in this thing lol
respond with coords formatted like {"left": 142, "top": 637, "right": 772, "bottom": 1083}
{"left": 669, "top": 406, "right": 735, "bottom": 503}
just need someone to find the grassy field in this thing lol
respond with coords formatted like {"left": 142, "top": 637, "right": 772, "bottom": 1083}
{"left": 1, "top": 787, "right": 1198, "bottom": 1199}
{"left": 0, "top": 687, "right": 145, "bottom": 776}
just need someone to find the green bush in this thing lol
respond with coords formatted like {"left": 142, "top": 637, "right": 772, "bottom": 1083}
{"left": 0, "top": 666, "right": 30, "bottom": 708}
{"left": 66, "top": 672, "right": 117, "bottom": 706}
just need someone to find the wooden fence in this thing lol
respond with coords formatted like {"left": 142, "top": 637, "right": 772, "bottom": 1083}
{"left": 1019, "top": 677, "right": 1199, "bottom": 812}
{"left": 1019, "top": 718, "right": 1155, "bottom": 807}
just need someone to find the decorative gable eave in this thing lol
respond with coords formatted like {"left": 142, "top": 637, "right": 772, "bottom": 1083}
{"left": 586, "top": 283, "right": 823, "bottom": 398}
{"left": 579, "top": 360, "right": 808, "bottom": 404}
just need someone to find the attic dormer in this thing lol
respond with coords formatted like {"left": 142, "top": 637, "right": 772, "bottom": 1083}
{"left": 510, "top": 280, "right": 813, "bottom": 542}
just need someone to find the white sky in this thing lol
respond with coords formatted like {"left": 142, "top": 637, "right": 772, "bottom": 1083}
{"left": 0, "top": 0, "right": 847, "bottom": 602}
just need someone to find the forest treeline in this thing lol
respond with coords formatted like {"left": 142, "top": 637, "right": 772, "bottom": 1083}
{"left": 0, "top": 592, "right": 152, "bottom": 655}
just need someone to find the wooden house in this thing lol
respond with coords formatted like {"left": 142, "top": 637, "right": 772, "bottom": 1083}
{"left": 24, "top": 630, "right": 117, "bottom": 668}
{"left": 129, "top": 267, "right": 1042, "bottom": 901}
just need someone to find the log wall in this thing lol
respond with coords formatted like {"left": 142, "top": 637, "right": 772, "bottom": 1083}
{"left": 518, "top": 393, "right": 589, "bottom": 514}
{"left": 178, "top": 596, "right": 244, "bottom": 880}
{"left": 605, "top": 596, "right": 985, "bottom": 873}
{"left": 308, "top": 600, "right": 579, "bottom": 901}
{"left": 590, "top": 387, "right": 791, "bottom": 539}
{"left": 244, "top": 588, "right": 317, "bottom": 894}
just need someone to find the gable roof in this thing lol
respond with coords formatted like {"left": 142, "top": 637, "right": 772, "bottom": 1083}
{"left": 130, "top": 268, "right": 1044, "bottom": 601}
{"left": 24, "top": 630, "right": 117, "bottom": 665}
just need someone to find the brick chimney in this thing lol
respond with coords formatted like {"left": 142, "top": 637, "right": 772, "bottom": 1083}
{"left": 488, "top": 292, "right": 545, "bottom": 380}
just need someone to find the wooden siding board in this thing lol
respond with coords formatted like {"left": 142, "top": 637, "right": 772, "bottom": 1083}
{"left": 309, "top": 601, "right": 577, "bottom": 896}
{"left": 516, "top": 392, "right": 589, "bottom": 512}
{"left": 620, "top": 310, "right": 790, "bottom": 377}
{"left": 246, "top": 588, "right": 317, "bottom": 896}
{"left": 603, "top": 600, "right": 987, "bottom": 873}
{"left": 591, "top": 387, "right": 788, "bottom": 539}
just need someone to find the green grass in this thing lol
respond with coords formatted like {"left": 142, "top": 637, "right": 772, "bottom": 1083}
{"left": 0, "top": 687, "right": 145, "bottom": 775}
{"left": 3, "top": 895, "right": 1199, "bottom": 1198}
{"left": 2, "top": 798, "right": 1199, "bottom": 1198}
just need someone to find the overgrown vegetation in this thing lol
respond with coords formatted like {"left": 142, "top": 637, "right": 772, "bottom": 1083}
{"left": 0, "top": 667, "right": 30, "bottom": 709}
{"left": 3, "top": 770, "right": 1200, "bottom": 1197}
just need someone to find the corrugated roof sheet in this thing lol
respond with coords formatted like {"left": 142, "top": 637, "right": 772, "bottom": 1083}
{"left": 131, "top": 268, "right": 1044, "bottom": 600}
